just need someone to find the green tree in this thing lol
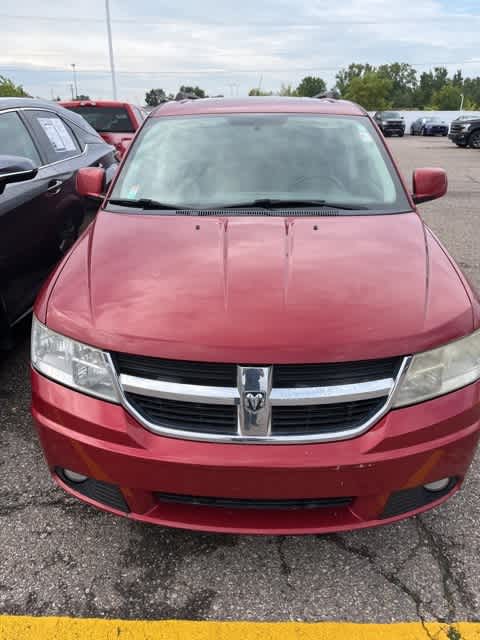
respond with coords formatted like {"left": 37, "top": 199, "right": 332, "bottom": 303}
{"left": 343, "top": 73, "right": 393, "bottom": 110}
{"left": 0, "top": 75, "right": 29, "bottom": 97}
{"left": 296, "top": 76, "right": 326, "bottom": 97}
{"left": 377, "top": 63, "right": 417, "bottom": 107}
{"left": 431, "top": 85, "right": 475, "bottom": 110}
{"left": 179, "top": 85, "right": 206, "bottom": 98}
{"left": 248, "top": 88, "right": 273, "bottom": 96}
{"left": 335, "top": 63, "right": 375, "bottom": 96}
{"left": 145, "top": 88, "right": 166, "bottom": 106}
{"left": 452, "top": 69, "right": 464, "bottom": 88}
{"left": 278, "top": 83, "right": 297, "bottom": 96}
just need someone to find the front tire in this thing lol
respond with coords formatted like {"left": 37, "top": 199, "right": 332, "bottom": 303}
{"left": 422, "top": 128, "right": 427, "bottom": 136}
{"left": 399, "top": 131, "right": 404, "bottom": 137}
{"left": 468, "top": 130, "right": 480, "bottom": 149}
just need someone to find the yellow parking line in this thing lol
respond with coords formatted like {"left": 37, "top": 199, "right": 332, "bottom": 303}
{"left": 1, "top": 617, "right": 480, "bottom": 640}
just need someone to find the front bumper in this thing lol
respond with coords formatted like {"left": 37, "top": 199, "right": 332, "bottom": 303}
{"left": 425, "top": 128, "right": 448, "bottom": 135}
{"left": 32, "top": 369, "right": 480, "bottom": 534}
{"left": 381, "top": 126, "right": 405, "bottom": 135}
{"left": 449, "top": 132, "right": 468, "bottom": 144}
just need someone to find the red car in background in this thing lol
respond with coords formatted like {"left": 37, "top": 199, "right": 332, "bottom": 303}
{"left": 60, "top": 100, "right": 145, "bottom": 157}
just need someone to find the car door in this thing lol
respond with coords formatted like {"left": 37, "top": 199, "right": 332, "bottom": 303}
{"left": 0, "top": 109, "right": 53, "bottom": 324}
{"left": 21, "top": 109, "right": 85, "bottom": 246}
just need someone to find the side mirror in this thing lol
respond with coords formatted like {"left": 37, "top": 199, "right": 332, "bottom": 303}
{"left": 0, "top": 155, "right": 37, "bottom": 194}
{"left": 412, "top": 168, "right": 447, "bottom": 204}
{"left": 76, "top": 167, "right": 106, "bottom": 200}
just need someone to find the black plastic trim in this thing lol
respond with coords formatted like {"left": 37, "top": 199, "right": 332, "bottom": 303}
{"left": 155, "top": 492, "right": 352, "bottom": 510}
{"left": 381, "top": 478, "right": 457, "bottom": 519}
{"left": 57, "top": 468, "right": 130, "bottom": 513}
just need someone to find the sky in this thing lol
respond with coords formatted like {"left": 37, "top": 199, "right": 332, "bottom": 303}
{"left": 1, "top": 0, "right": 480, "bottom": 104}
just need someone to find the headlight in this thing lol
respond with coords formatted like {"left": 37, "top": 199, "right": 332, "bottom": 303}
{"left": 460, "top": 123, "right": 471, "bottom": 131}
{"left": 31, "top": 316, "right": 119, "bottom": 402}
{"left": 393, "top": 329, "right": 480, "bottom": 408}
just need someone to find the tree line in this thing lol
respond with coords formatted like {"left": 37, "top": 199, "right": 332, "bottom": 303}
{"left": 247, "top": 64, "right": 480, "bottom": 111}
{"left": 3, "top": 64, "right": 480, "bottom": 111}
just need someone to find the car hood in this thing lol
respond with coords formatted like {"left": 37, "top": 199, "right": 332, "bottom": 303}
{"left": 45, "top": 210, "right": 473, "bottom": 363}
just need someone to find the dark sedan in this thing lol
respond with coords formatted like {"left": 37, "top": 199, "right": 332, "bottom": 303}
{"left": 0, "top": 98, "right": 117, "bottom": 348}
{"left": 410, "top": 117, "right": 449, "bottom": 136}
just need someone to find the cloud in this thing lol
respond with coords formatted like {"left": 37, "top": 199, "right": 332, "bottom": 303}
{"left": 1, "top": 0, "right": 479, "bottom": 102}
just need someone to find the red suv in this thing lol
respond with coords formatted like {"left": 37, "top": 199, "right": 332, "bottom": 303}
{"left": 31, "top": 98, "right": 480, "bottom": 535}
{"left": 60, "top": 100, "right": 145, "bottom": 157}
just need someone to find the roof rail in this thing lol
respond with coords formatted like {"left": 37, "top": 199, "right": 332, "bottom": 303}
{"left": 313, "top": 90, "right": 340, "bottom": 100}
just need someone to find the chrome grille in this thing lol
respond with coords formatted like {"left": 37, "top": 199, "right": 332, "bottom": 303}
{"left": 114, "top": 355, "right": 409, "bottom": 444}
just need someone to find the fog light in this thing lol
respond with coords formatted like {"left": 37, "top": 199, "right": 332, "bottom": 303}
{"left": 63, "top": 469, "right": 88, "bottom": 483}
{"left": 424, "top": 478, "right": 450, "bottom": 492}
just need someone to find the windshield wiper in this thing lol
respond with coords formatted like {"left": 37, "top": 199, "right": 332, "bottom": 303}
{"left": 107, "top": 198, "right": 183, "bottom": 210}
{"left": 217, "top": 199, "right": 368, "bottom": 210}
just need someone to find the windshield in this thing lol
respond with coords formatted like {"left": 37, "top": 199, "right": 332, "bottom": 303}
{"left": 381, "top": 112, "right": 402, "bottom": 119}
{"left": 66, "top": 106, "right": 135, "bottom": 133}
{"left": 110, "top": 114, "right": 410, "bottom": 213}
{"left": 426, "top": 117, "right": 442, "bottom": 123}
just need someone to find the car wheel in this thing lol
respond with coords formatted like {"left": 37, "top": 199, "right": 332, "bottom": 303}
{"left": 468, "top": 130, "right": 480, "bottom": 149}
{"left": 422, "top": 128, "right": 427, "bottom": 136}
{"left": 399, "top": 131, "right": 404, "bottom": 137}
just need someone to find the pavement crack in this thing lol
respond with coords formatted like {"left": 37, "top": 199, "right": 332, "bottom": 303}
{"left": 329, "top": 534, "right": 437, "bottom": 633}
{"left": 276, "top": 536, "right": 294, "bottom": 591}
{"left": 416, "top": 516, "right": 476, "bottom": 619}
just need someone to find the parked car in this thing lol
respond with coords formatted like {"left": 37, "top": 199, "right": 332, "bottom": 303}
{"left": 32, "top": 97, "right": 480, "bottom": 535}
{"left": 449, "top": 115, "right": 480, "bottom": 148}
{"left": 60, "top": 100, "right": 145, "bottom": 158}
{"left": 0, "top": 97, "right": 117, "bottom": 348}
{"left": 373, "top": 111, "right": 405, "bottom": 136}
{"left": 410, "top": 117, "right": 449, "bottom": 136}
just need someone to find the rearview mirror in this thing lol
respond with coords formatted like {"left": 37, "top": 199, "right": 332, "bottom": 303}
{"left": 76, "top": 167, "right": 106, "bottom": 200}
{"left": 412, "top": 168, "right": 447, "bottom": 204}
{"left": 0, "top": 155, "right": 38, "bottom": 194}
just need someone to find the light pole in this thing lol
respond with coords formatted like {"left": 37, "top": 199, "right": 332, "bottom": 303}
{"left": 105, "top": 0, "right": 118, "bottom": 100}
{"left": 71, "top": 64, "right": 78, "bottom": 99}
{"left": 459, "top": 93, "right": 465, "bottom": 112}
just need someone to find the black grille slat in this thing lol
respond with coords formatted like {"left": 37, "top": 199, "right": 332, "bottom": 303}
{"left": 156, "top": 493, "right": 352, "bottom": 510}
{"left": 115, "top": 353, "right": 237, "bottom": 386}
{"left": 126, "top": 393, "right": 237, "bottom": 434}
{"left": 273, "top": 357, "right": 401, "bottom": 388}
{"left": 116, "top": 353, "right": 401, "bottom": 389}
{"left": 272, "top": 397, "right": 385, "bottom": 435}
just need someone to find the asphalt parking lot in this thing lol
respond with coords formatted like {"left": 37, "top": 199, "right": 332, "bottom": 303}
{"left": 1, "top": 137, "right": 480, "bottom": 631}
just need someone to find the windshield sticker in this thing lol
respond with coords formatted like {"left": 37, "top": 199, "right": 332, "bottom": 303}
{"left": 38, "top": 118, "right": 77, "bottom": 152}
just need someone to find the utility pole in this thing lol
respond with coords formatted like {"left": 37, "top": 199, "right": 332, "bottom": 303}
{"left": 105, "top": 0, "right": 118, "bottom": 99}
{"left": 459, "top": 93, "right": 465, "bottom": 112}
{"left": 71, "top": 64, "right": 78, "bottom": 99}
{"left": 70, "top": 83, "right": 75, "bottom": 100}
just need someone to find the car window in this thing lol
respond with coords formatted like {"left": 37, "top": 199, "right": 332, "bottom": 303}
{"left": 23, "top": 110, "right": 80, "bottom": 164}
{"left": 111, "top": 114, "right": 410, "bottom": 213}
{"left": 65, "top": 106, "right": 135, "bottom": 133}
{"left": 0, "top": 111, "right": 41, "bottom": 165}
